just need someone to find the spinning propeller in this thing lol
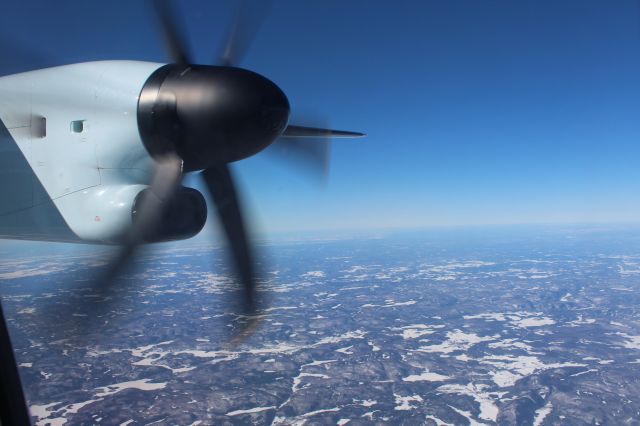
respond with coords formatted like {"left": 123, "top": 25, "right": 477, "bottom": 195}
{"left": 0, "top": 2, "right": 364, "bottom": 423}
{"left": 102, "top": 0, "right": 364, "bottom": 334}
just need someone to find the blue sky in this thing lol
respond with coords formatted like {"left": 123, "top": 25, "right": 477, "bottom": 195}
{"left": 3, "top": 0, "right": 640, "bottom": 235}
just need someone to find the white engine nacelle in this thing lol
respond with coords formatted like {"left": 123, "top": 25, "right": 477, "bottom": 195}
{"left": 0, "top": 61, "right": 213, "bottom": 244}
{"left": 55, "top": 184, "right": 207, "bottom": 244}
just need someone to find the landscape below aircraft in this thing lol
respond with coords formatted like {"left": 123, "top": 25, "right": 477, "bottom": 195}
{"left": 0, "top": 1, "right": 364, "bottom": 424}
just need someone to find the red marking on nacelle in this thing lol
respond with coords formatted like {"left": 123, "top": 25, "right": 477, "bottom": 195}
{"left": 94, "top": 216, "right": 101, "bottom": 222}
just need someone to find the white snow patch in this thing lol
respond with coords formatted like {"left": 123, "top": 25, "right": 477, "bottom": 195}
{"left": 430, "top": 261, "right": 495, "bottom": 272}
{"left": 448, "top": 405, "right": 484, "bottom": 426}
{"left": 571, "top": 369, "right": 598, "bottom": 377}
{"left": 567, "top": 315, "right": 596, "bottom": 326}
{"left": 618, "top": 263, "right": 640, "bottom": 275}
{"left": 401, "top": 328, "right": 435, "bottom": 339}
{"left": 303, "top": 359, "right": 337, "bottom": 368}
{"left": 273, "top": 408, "right": 341, "bottom": 425}
{"left": 303, "top": 408, "right": 340, "bottom": 417}
{"left": 425, "top": 414, "right": 455, "bottom": 426}
{"left": 394, "top": 393, "right": 423, "bottom": 411}
{"left": 465, "top": 311, "right": 555, "bottom": 328}
{"left": 488, "top": 339, "right": 533, "bottom": 351}
{"left": 512, "top": 317, "right": 555, "bottom": 328}
{"left": 317, "top": 330, "right": 367, "bottom": 345}
{"left": 292, "top": 373, "right": 330, "bottom": 392}
{"left": 30, "top": 402, "right": 62, "bottom": 425}
{"left": 30, "top": 398, "right": 104, "bottom": 426}
{"left": 336, "top": 345, "right": 354, "bottom": 355}
{"left": 490, "top": 370, "right": 524, "bottom": 388}
{"left": 392, "top": 324, "right": 444, "bottom": 340}
{"left": 95, "top": 379, "right": 166, "bottom": 397}
{"left": 617, "top": 332, "right": 640, "bottom": 350}
{"left": 403, "top": 370, "right": 449, "bottom": 382}
{"left": 415, "top": 330, "right": 496, "bottom": 354}
{"left": 533, "top": 401, "right": 552, "bottom": 426}
{"left": 481, "top": 355, "right": 586, "bottom": 387}
{"left": 438, "top": 383, "right": 498, "bottom": 422}
{"left": 354, "top": 399, "right": 377, "bottom": 407}
{"left": 361, "top": 300, "right": 416, "bottom": 308}
{"left": 0, "top": 264, "right": 65, "bottom": 279}
{"left": 464, "top": 313, "right": 508, "bottom": 322}
{"left": 343, "top": 265, "right": 367, "bottom": 273}
{"left": 226, "top": 406, "right": 275, "bottom": 416}
{"left": 263, "top": 306, "right": 298, "bottom": 313}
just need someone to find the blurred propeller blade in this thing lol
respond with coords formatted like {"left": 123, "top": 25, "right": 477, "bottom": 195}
{"left": 264, "top": 123, "right": 363, "bottom": 181}
{"left": 152, "top": 0, "right": 192, "bottom": 65}
{"left": 218, "top": 0, "right": 272, "bottom": 66}
{"left": 266, "top": 137, "right": 332, "bottom": 182}
{"left": 202, "top": 164, "right": 258, "bottom": 318}
{"left": 283, "top": 125, "right": 365, "bottom": 138}
{"left": 0, "top": 301, "right": 30, "bottom": 424}
{"left": 98, "top": 155, "right": 183, "bottom": 287}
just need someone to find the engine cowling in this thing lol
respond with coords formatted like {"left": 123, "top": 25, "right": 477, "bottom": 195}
{"left": 53, "top": 184, "right": 207, "bottom": 244}
{"left": 132, "top": 186, "right": 207, "bottom": 243}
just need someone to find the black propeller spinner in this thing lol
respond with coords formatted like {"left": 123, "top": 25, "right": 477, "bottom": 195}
{"left": 138, "top": 64, "right": 291, "bottom": 170}
{"left": 101, "top": 0, "right": 364, "bottom": 332}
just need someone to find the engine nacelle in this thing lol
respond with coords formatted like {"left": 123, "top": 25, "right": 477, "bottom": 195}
{"left": 132, "top": 187, "right": 207, "bottom": 243}
{"left": 53, "top": 184, "right": 207, "bottom": 244}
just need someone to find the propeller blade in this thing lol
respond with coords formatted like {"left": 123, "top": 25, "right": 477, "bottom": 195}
{"left": 202, "top": 164, "right": 258, "bottom": 317}
{"left": 0, "top": 301, "right": 30, "bottom": 424}
{"left": 283, "top": 125, "right": 365, "bottom": 138}
{"left": 151, "top": 0, "right": 192, "bottom": 65}
{"left": 98, "top": 154, "right": 183, "bottom": 287}
{"left": 265, "top": 124, "right": 363, "bottom": 181}
{"left": 217, "top": 0, "right": 272, "bottom": 66}
{"left": 265, "top": 137, "right": 332, "bottom": 182}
